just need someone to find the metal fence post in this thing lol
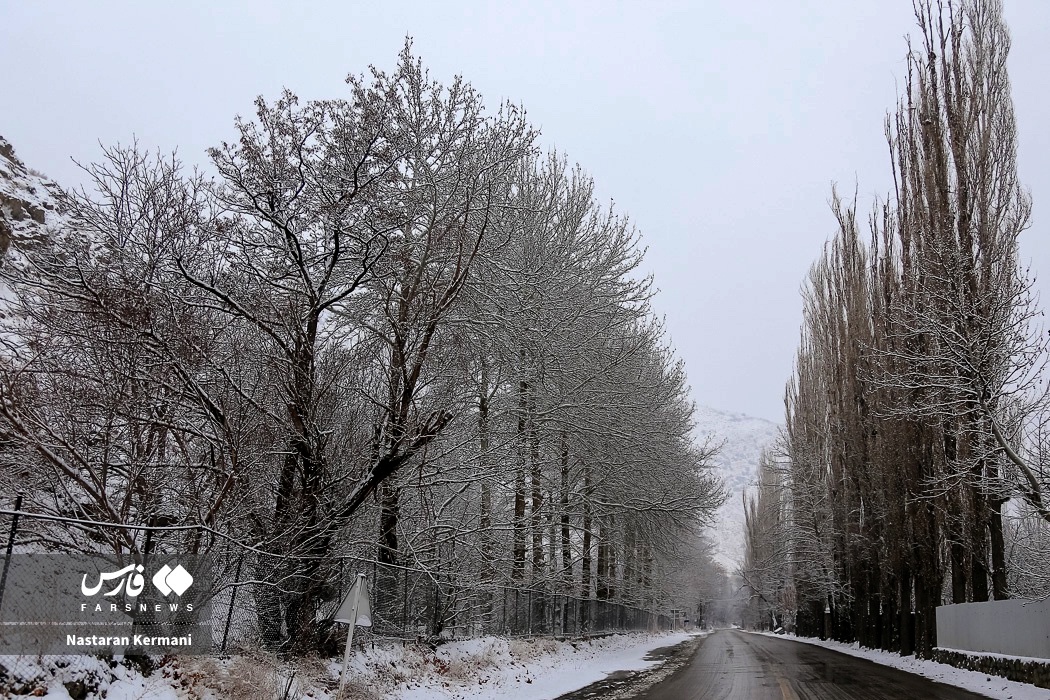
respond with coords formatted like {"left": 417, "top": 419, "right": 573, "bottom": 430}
{"left": 0, "top": 494, "right": 23, "bottom": 615}
{"left": 402, "top": 565, "right": 409, "bottom": 638}
{"left": 220, "top": 553, "right": 244, "bottom": 654}
{"left": 527, "top": 589, "right": 533, "bottom": 636}
{"left": 142, "top": 523, "right": 153, "bottom": 563}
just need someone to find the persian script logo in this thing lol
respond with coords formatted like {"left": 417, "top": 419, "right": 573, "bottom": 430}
{"left": 80, "top": 562, "right": 193, "bottom": 598}
{"left": 81, "top": 564, "right": 146, "bottom": 597}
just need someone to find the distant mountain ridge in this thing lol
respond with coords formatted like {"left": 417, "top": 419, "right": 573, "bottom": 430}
{"left": 694, "top": 405, "right": 780, "bottom": 572}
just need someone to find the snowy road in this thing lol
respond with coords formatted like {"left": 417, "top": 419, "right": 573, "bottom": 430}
{"left": 560, "top": 629, "right": 995, "bottom": 700}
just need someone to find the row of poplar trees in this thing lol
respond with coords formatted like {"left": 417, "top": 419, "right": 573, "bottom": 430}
{"left": 744, "top": 0, "right": 1050, "bottom": 657}
{"left": 0, "top": 44, "right": 725, "bottom": 652}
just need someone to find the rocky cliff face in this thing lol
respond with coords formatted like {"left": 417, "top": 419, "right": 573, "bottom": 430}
{"left": 0, "top": 136, "right": 59, "bottom": 264}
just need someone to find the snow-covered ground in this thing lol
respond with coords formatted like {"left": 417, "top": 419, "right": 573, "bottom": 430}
{"left": 750, "top": 631, "right": 1050, "bottom": 700}
{"left": 4, "top": 655, "right": 182, "bottom": 700}
{"left": 3, "top": 631, "right": 695, "bottom": 700}
{"left": 383, "top": 632, "right": 694, "bottom": 700}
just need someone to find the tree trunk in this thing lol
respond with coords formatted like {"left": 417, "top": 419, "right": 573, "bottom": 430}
{"left": 378, "top": 483, "right": 400, "bottom": 565}
{"left": 478, "top": 362, "right": 493, "bottom": 622}
{"left": 560, "top": 433, "right": 571, "bottom": 584}
{"left": 898, "top": 565, "right": 913, "bottom": 656}
{"left": 528, "top": 386, "right": 545, "bottom": 629}
{"left": 512, "top": 378, "right": 528, "bottom": 580}
{"left": 988, "top": 496, "right": 1009, "bottom": 600}
{"left": 596, "top": 520, "right": 608, "bottom": 601}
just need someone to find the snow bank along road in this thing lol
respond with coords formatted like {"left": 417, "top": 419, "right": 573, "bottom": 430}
{"left": 571, "top": 629, "right": 997, "bottom": 700}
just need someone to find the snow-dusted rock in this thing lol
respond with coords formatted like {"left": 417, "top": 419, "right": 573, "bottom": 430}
{"left": 0, "top": 135, "right": 59, "bottom": 265}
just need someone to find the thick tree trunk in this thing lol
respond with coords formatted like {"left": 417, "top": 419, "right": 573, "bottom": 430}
{"left": 988, "top": 496, "right": 1009, "bottom": 600}
{"left": 898, "top": 564, "right": 913, "bottom": 656}
{"left": 970, "top": 488, "right": 990, "bottom": 603}
{"left": 378, "top": 483, "right": 400, "bottom": 565}
{"left": 595, "top": 521, "right": 608, "bottom": 601}
{"left": 966, "top": 432, "right": 990, "bottom": 602}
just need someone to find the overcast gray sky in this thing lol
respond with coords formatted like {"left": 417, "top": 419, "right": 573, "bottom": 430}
{"left": 3, "top": 1, "right": 1048, "bottom": 422}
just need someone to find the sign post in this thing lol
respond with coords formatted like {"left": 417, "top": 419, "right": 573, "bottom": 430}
{"left": 334, "top": 573, "right": 371, "bottom": 697}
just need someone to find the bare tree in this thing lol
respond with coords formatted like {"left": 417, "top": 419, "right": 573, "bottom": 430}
{"left": 742, "top": 449, "right": 791, "bottom": 631}
{"left": 771, "top": 0, "right": 1047, "bottom": 658}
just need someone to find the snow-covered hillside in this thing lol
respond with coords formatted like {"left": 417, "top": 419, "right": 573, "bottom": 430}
{"left": 694, "top": 405, "right": 780, "bottom": 572}
{"left": 0, "top": 135, "right": 59, "bottom": 265}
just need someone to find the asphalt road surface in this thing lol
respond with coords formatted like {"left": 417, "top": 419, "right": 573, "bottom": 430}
{"left": 561, "top": 629, "right": 996, "bottom": 700}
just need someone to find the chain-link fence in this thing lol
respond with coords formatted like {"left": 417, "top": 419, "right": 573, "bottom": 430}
{"left": 0, "top": 503, "right": 674, "bottom": 694}
{"left": 213, "top": 555, "right": 672, "bottom": 652}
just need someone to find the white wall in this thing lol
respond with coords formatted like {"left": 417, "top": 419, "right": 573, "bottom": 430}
{"left": 936, "top": 600, "right": 1050, "bottom": 659}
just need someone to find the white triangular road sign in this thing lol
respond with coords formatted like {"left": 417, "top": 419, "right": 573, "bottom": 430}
{"left": 335, "top": 573, "right": 371, "bottom": 695}
{"left": 334, "top": 574, "right": 372, "bottom": 627}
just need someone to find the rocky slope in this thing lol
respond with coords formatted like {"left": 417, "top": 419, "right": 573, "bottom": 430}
{"left": 0, "top": 135, "right": 59, "bottom": 265}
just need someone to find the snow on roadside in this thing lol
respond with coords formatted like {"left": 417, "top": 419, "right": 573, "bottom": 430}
{"left": 372, "top": 631, "right": 694, "bottom": 700}
{"left": 749, "top": 631, "right": 1050, "bottom": 700}
{"left": 3, "top": 632, "right": 694, "bottom": 699}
